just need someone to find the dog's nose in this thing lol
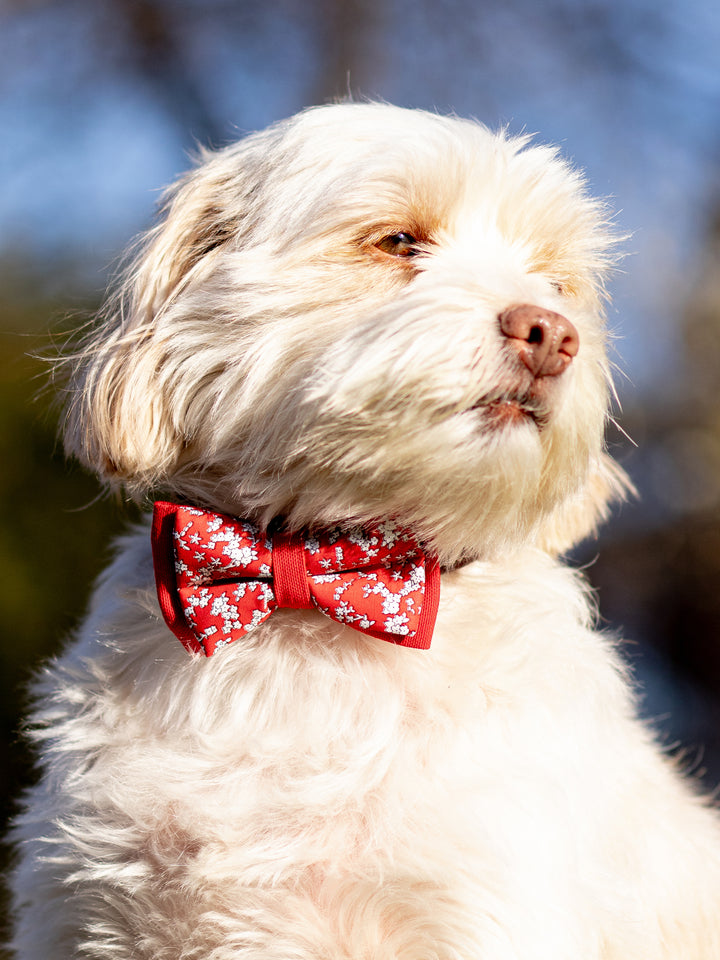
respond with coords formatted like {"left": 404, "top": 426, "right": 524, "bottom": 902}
{"left": 499, "top": 304, "right": 579, "bottom": 378}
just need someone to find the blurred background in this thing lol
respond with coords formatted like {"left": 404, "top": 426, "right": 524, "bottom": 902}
{"left": 1, "top": 0, "right": 720, "bottom": 937}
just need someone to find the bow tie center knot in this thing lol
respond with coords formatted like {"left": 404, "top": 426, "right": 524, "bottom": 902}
{"left": 271, "top": 531, "right": 314, "bottom": 610}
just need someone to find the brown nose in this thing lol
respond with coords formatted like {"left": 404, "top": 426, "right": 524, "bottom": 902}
{"left": 499, "top": 304, "right": 579, "bottom": 378}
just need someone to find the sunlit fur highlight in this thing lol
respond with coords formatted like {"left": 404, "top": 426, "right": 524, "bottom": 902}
{"left": 9, "top": 103, "right": 720, "bottom": 959}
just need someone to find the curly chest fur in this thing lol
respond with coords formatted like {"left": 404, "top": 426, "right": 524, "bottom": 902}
{"left": 16, "top": 536, "right": 683, "bottom": 959}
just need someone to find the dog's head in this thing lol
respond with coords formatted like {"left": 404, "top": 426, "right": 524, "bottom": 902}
{"left": 63, "top": 103, "right": 629, "bottom": 566}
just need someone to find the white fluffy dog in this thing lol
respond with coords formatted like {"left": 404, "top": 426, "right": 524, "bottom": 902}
{"left": 9, "top": 103, "right": 720, "bottom": 959}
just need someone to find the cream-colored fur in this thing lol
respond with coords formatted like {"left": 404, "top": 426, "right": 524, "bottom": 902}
{"left": 9, "top": 103, "right": 720, "bottom": 959}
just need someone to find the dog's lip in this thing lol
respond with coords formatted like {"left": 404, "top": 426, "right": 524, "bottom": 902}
{"left": 469, "top": 392, "right": 549, "bottom": 428}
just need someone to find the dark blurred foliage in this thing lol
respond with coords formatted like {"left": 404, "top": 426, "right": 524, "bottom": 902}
{"left": 0, "top": 0, "right": 719, "bottom": 948}
{"left": 587, "top": 517, "right": 720, "bottom": 773}
{"left": 580, "top": 212, "right": 720, "bottom": 781}
{"left": 0, "top": 279, "right": 117, "bottom": 819}
{"left": 0, "top": 275, "right": 131, "bottom": 949}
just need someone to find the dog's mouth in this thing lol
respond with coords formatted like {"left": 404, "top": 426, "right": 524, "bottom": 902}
{"left": 470, "top": 391, "right": 550, "bottom": 430}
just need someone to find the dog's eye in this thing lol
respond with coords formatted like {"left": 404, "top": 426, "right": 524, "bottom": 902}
{"left": 550, "top": 280, "right": 565, "bottom": 295}
{"left": 375, "top": 233, "right": 421, "bottom": 258}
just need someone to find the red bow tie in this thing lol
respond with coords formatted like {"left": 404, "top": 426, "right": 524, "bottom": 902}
{"left": 151, "top": 502, "right": 440, "bottom": 656}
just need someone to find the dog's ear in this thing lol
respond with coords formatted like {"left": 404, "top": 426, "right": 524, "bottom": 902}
{"left": 535, "top": 452, "right": 633, "bottom": 555}
{"left": 60, "top": 312, "right": 179, "bottom": 496}
{"left": 60, "top": 152, "right": 251, "bottom": 496}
